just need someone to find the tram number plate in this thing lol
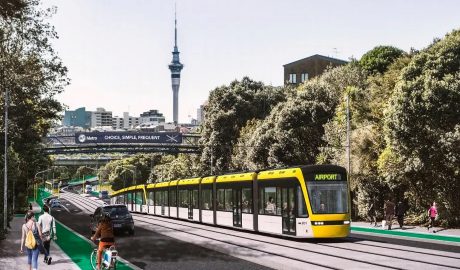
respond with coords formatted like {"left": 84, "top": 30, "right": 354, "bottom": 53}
{"left": 114, "top": 224, "right": 122, "bottom": 228}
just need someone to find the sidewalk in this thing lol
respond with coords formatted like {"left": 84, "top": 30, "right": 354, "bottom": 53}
{"left": 351, "top": 221, "right": 460, "bottom": 244}
{"left": 0, "top": 215, "right": 79, "bottom": 270}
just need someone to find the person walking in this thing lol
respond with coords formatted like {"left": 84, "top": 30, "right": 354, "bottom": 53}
{"left": 367, "top": 201, "right": 377, "bottom": 226}
{"left": 395, "top": 201, "right": 406, "bottom": 228}
{"left": 20, "top": 211, "right": 44, "bottom": 270}
{"left": 427, "top": 201, "right": 438, "bottom": 233}
{"left": 384, "top": 198, "right": 395, "bottom": 230}
{"left": 38, "top": 205, "right": 56, "bottom": 265}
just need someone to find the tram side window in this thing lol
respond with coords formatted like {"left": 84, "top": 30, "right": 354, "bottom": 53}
{"left": 162, "top": 190, "right": 166, "bottom": 206}
{"left": 192, "top": 190, "right": 198, "bottom": 209}
{"left": 242, "top": 188, "right": 252, "bottom": 213}
{"left": 225, "top": 189, "right": 232, "bottom": 211}
{"left": 148, "top": 192, "right": 154, "bottom": 206}
{"left": 217, "top": 189, "right": 225, "bottom": 211}
{"left": 127, "top": 193, "right": 134, "bottom": 204}
{"left": 170, "top": 189, "right": 177, "bottom": 207}
{"left": 136, "top": 192, "right": 143, "bottom": 204}
{"left": 259, "top": 187, "right": 280, "bottom": 216}
{"left": 154, "top": 191, "right": 161, "bottom": 206}
{"left": 201, "top": 188, "right": 212, "bottom": 210}
{"left": 179, "top": 189, "right": 188, "bottom": 208}
{"left": 297, "top": 187, "right": 308, "bottom": 217}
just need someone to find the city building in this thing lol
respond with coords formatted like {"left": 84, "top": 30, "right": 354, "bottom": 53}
{"left": 90, "top": 107, "right": 113, "bottom": 128}
{"left": 197, "top": 104, "right": 204, "bottom": 125}
{"left": 62, "top": 107, "right": 91, "bottom": 129}
{"left": 168, "top": 8, "right": 184, "bottom": 124}
{"left": 112, "top": 112, "right": 140, "bottom": 130}
{"left": 123, "top": 112, "right": 140, "bottom": 129}
{"left": 283, "top": 54, "right": 347, "bottom": 86}
{"left": 140, "top": 109, "right": 166, "bottom": 125}
{"left": 112, "top": 116, "right": 124, "bottom": 130}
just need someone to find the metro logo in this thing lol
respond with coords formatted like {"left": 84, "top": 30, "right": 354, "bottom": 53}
{"left": 314, "top": 174, "right": 341, "bottom": 181}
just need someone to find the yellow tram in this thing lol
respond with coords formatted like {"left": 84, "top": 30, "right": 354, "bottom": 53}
{"left": 110, "top": 165, "right": 350, "bottom": 238}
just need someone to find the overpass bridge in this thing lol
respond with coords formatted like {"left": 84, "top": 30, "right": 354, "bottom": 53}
{"left": 43, "top": 132, "right": 201, "bottom": 155}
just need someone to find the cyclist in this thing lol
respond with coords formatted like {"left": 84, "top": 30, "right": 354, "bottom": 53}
{"left": 91, "top": 211, "right": 115, "bottom": 270}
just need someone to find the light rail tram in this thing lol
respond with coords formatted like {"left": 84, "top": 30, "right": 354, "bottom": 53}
{"left": 110, "top": 165, "right": 350, "bottom": 238}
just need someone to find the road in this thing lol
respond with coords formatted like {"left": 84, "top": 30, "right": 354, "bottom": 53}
{"left": 54, "top": 191, "right": 460, "bottom": 270}
{"left": 52, "top": 192, "right": 269, "bottom": 270}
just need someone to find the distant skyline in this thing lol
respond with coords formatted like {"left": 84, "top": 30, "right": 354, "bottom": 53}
{"left": 44, "top": 0, "right": 460, "bottom": 123}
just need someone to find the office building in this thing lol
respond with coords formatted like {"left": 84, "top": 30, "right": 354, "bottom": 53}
{"left": 283, "top": 54, "right": 347, "bottom": 86}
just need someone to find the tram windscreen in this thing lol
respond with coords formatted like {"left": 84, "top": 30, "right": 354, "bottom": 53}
{"left": 307, "top": 174, "right": 348, "bottom": 214}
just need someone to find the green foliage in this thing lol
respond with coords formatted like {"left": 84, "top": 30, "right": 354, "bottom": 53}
{"left": 359, "top": 45, "right": 405, "bottom": 75}
{"left": 383, "top": 29, "right": 460, "bottom": 225}
{"left": 151, "top": 154, "right": 201, "bottom": 181}
{"left": 199, "top": 77, "right": 287, "bottom": 174}
{"left": 100, "top": 154, "right": 162, "bottom": 191}
{"left": 0, "top": 0, "right": 68, "bottom": 234}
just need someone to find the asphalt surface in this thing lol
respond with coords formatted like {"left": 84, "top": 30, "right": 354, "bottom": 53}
{"left": 52, "top": 197, "right": 271, "bottom": 270}
{"left": 348, "top": 232, "right": 460, "bottom": 253}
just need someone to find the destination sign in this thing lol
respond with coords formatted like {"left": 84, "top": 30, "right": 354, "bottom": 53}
{"left": 75, "top": 132, "right": 182, "bottom": 144}
{"left": 314, "top": 174, "right": 342, "bottom": 181}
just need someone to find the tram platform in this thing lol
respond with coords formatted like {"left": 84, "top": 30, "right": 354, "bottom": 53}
{"left": 351, "top": 221, "right": 460, "bottom": 245}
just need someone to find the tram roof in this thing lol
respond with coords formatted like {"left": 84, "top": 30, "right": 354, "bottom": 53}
{"left": 201, "top": 176, "right": 216, "bottom": 184}
{"left": 257, "top": 167, "right": 302, "bottom": 180}
{"left": 177, "top": 177, "right": 201, "bottom": 186}
{"left": 216, "top": 172, "right": 255, "bottom": 183}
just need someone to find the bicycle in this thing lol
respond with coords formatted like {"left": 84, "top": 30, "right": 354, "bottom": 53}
{"left": 90, "top": 240, "right": 118, "bottom": 270}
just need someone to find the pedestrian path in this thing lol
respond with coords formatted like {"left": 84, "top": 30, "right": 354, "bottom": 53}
{"left": 351, "top": 221, "right": 460, "bottom": 244}
{"left": 0, "top": 215, "right": 79, "bottom": 270}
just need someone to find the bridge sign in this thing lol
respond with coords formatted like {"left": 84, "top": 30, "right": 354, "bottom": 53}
{"left": 75, "top": 132, "right": 183, "bottom": 144}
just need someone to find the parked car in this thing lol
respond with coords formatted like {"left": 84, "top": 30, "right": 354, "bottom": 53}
{"left": 99, "top": 190, "right": 109, "bottom": 199}
{"left": 90, "top": 205, "right": 134, "bottom": 235}
{"left": 50, "top": 200, "right": 61, "bottom": 208}
{"left": 43, "top": 196, "right": 57, "bottom": 206}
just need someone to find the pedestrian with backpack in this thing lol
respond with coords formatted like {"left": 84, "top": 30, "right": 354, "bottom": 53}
{"left": 38, "top": 205, "right": 56, "bottom": 265}
{"left": 20, "top": 211, "right": 44, "bottom": 270}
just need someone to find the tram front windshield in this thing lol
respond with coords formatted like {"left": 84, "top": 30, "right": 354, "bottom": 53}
{"left": 307, "top": 181, "right": 348, "bottom": 214}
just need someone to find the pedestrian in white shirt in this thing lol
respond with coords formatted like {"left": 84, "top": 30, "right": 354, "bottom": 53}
{"left": 37, "top": 205, "right": 57, "bottom": 265}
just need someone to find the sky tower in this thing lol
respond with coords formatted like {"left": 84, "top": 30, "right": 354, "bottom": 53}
{"left": 168, "top": 6, "right": 183, "bottom": 124}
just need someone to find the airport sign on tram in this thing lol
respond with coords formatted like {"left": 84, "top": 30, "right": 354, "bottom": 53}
{"left": 75, "top": 132, "right": 182, "bottom": 144}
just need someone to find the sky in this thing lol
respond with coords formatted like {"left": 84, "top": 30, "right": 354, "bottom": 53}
{"left": 44, "top": 0, "right": 460, "bottom": 123}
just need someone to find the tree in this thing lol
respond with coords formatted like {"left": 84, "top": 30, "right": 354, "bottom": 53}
{"left": 382, "top": 29, "right": 460, "bottom": 225}
{"left": 0, "top": 0, "right": 27, "bottom": 19}
{"left": 199, "top": 77, "right": 287, "bottom": 174}
{"left": 359, "top": 46, "right": 405, "bottom": 75}
{"left": 240, "top": 63, "right": 367, "bottom": 170}
{"left": 0, "top": 0, "right": 68, "bottom": 235}
{"left": 151, "top": 154, "right": 201, "bottom": 182}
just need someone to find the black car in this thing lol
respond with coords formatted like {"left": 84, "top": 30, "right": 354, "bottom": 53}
{"left": 90, "top": 205, "right": 134, "bottom": 235}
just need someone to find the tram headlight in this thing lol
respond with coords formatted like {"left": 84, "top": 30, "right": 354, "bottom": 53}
{"left": 343, "top": 220, "right": 350, "bottom": 224}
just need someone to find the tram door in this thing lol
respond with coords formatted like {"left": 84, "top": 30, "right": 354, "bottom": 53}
{"left": 187, "top": 190, "right": 193, "bottom": 219}
{"left": 232, "top": 188, "right": 242, "bottom": 227}
{"left": 282, "top": 187, "right": 296, "bottom": 235}
{"left": 161, "top": 190, "right": 166, "bottom": 215}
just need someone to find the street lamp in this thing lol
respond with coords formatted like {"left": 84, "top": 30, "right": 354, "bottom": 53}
{"left": 3, "top": 81, "right": 9, "bottom": 231}
{"left": 33, "top": 168, "right": 53, "bottom": 201}
{"left": 122, "top": 165, "right": 136, "bottom": 188}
